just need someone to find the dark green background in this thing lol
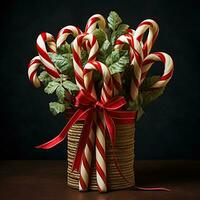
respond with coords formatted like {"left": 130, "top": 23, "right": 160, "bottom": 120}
{"left": 1, "top": 0, "right": 199, "bottom": 159}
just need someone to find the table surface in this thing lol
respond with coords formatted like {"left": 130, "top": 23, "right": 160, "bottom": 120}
{"left": 0, "top": 160, "right": 199, "bottom": 200}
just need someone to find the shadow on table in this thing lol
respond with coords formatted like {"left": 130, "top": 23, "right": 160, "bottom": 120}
{"left": 135, "top": 160, "right": 200, "bottom": 185}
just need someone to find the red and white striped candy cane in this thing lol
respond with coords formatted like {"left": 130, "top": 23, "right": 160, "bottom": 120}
{"left": 84, "top": 14, "right": 106, "bottom": 51}
{"left": 85, "top": 13, "right": 121, "bottom": 96}
{"left": 72, "top": 33, "right": 99, "bottom": 90}
{"left": 27, "top": 56, "right": 43, "bottom": 88}
{"left": 84, "top": 61, "right": 113, "bottom": 192}
{"left": 79, "top": 122, "right": 96, "bottom": 191}
{"left": 72, "top": 33, "right": 99, "bottom": 191}
{"left": 85, "top": 14, "right": 106, "bottom": 33}
{"left": 134, "top": 19, "right": 159, "bottom": 57}
{"left": 115, "top": 34, "right": 143, "bottom": 100}
{"left": 36, "top": 32, "right": 60, "bottom": 78}
{"left": 56, "top": 25, "right": 82, "bottom": 48}
{"left": 141, "top": 52, "right": 174, "bottom": 87}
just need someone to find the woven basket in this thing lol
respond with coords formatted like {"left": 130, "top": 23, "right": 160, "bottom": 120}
{"left": 67, "top": 122, "right": 135, "bottom": 191}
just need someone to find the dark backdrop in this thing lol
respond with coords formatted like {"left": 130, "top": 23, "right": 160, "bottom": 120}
{"left": 1, "top": 0, "right": 199, "bottom": 160}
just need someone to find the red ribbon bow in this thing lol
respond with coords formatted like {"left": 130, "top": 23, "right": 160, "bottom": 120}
{"left": 36, "top": 89, "right": 137, "bottom": 172}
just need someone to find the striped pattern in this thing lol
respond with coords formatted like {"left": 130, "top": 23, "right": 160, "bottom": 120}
{"left": 36, "top": 32, "right": 60, "bottom": 78}
{"left": 85, "top": 14, "right": 106, "bottom": 33}
{"left": 84, "top": 16, "right": 120, "bottom": 96}
{"left": 72, "top": 33, "right": 99, "bottom": 191}
{"left": 142, "top": 52, "right": 174, "bottom": 87}
{"left": 113, "top": 73, "right": 122, "bottom": 96}
{"left": 83, "top": 61, "right": 113, "bottom": 192}
{"left": 115, "top": 34, "right": 143, "bottom": 100}
{"left": 134, "top": 19, "right": 159, "bottom": 57}
{"left": 84, "top": 14, "right": 106, "bottom": 52}
{"left": 27, "top": 56, "right": 43, "bottom": 88}
{"left": 84, "top": 61, "right": 112, "bottom": 102}
{"left": 72, "top": 33, "right": 99, "bottom": 89}
{"left": 79, "top": 122, "right": 96, "bottom": 191}
{"left": 56, "top": 25, "right": 82, "bottom": 47}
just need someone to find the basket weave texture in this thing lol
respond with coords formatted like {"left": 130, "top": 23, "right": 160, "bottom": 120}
{"left": 67, "top": 122, "right": 135, "bottom": 190}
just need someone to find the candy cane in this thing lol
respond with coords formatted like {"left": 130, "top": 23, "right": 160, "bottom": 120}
{"left": 72, "top": 33, "right": 99, "bottom": 90}
{"left": 85, "top": 14, "right": 121, "bottom": 96}
{"left": 36, "top": 32, "right": 60, "bottom": 78}
{"left": 141, "top": 52, "right": 174, "bottom": 87}
{"left": 72, "top": 33, "right": 99, "bottom": 191}
{"left": 56, "top": 25, "right": 82, "bottom": 48}
{"left": 112, "top": 73, "right": 122, "bottom": 96}
{"left": 27, "top": 56, "right": 43, "bottom": 88}
{"left": 84, "top": 61, "right": 113, "bottom": 192}
{"left": 134, "top": 19, "right": 159, "bottom": 57}
{"left": 115, "top": 34, "right": 143, "bottom": 100}
{"left": 83, "top": 14, "right": 106, "bottom": 52}
{"left": 128, "top": 28, "right": 144, "bottom": 48}
{"left": 85, "top": 14, "right": 106, "bottom": 33}
{"left": 79, "top": 122, "right": 96, "bottom": 191}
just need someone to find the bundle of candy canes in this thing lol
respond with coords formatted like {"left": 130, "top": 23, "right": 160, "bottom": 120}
{"left": 27, "top": 11, "right": 174, "bottom": 192}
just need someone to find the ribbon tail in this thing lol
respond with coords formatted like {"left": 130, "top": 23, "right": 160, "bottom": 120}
{"left": 35, "top": 107, "right": 90, "bottom": 149}
{"left": 72, "top": 110, "right": 94, "bottom": 171}
{"left": 133, "top": 186, "right": 170, "bottom": 192}
{"left": 104, "top": 110, "right": 116, "bottom": 145}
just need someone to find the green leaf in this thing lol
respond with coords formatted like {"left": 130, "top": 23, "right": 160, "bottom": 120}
{"left": 44, "top": 81, "right": 59, "bottom": 94}
{"left": 137, "top": 106, "right": 144, "bottom": 121}
{"left": 56, "top": 85, "right": 66, "bottom": 100}
{"left": 81, "top": 50, "right": 89, "bottom": 66}
{"left": 106, "top": 49, "right": 120, "bottom": 66}
{"left": 57, "top": 43, "right": 71, "bottom": 54}
{"left": 100, "top": 40, "right": 111, "bottom": 54}
{"left": 108, "top": 55, "right": 129, "bottom": 75}
{"left": 93, "top": 29, "right": 107, "bottom": 46}
{"left": 98, "top": 40, "right": 112, "bottom": 63}
{"left": 127, "top": 94, "right": 144, "bottom": 120}
{"left": 63, "top": 80, "right": 79, "bottom": 92}
{"left": 48, "top": 52, "right": 73, "bottom": 73}
{"left": 49, "top": 102, "right": 65, "bottom": 115}
{"left": 140, "top": 76, "right": 160, "bottom": 91}
{"left": 108, "top": 11, "right": 122, "bottom": 31}
{"left": 38, "top": 71, "right": 52, "bottom": 85}
{"left": 141, "top": 87, "right": 165, "bottom": 107}
{"left": 116, "top": 24, "right": 129, "bottom": 38}
{"left": 110, "top": 31, "right": 116, "bottom": 45}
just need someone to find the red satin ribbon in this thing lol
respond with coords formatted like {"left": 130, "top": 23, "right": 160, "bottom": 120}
{"left": 36, "top": 89, "right": 137, "bottom": 172}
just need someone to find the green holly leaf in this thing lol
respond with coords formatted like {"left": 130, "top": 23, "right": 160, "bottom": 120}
{"left": 63, "top": 80, "right": 79, "bottom": 92}
{"left": 56, "top": 85, "right": 66, "bottom": 100}
{"left": 139, "top": 75, "right": 166, "bottom": 106}
{"left": 100, "top": 40, "right": 111, "bottom": 54}
{"left": 106, "top": 49, "right": 120, "bottom": 66}
{"left": 93, "top": 29, "right": 107, "bottom": 46}
{"left": 98, "top": 40, "right": 112, "bottom": 63}
{"left": 141, "top": 87, "right": 165, "bottom": 107}
{"left": 49, "top": 102, "right": 65, "bottom": 115}
{"left": 44, "top": 81, "right": 59, "bottom": 94}
{"left": 140, "top": 76, "right": 160, "bottom": 91}
{"left": 127, "top": 94, "right": 144, "bottom": 120}
{"left": 110, "top": 23, "right": 129, "bottom": 45}
{"left": 48, "top": 52, "right": 73, "bottom": 73}
{"left": 108, "top": 55, "right": 129, "bottom": 75}
{"left": 38, "top": 71, "right": 52, "bottom": 85}
{"left": 57, "top": 43, "right": 71, "bottom": 54}
{"left": 108, "top": 11, "right": 122, "bottom": 31}
{"left": 116, "top": 24, "right": 129, "bottom": 38}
